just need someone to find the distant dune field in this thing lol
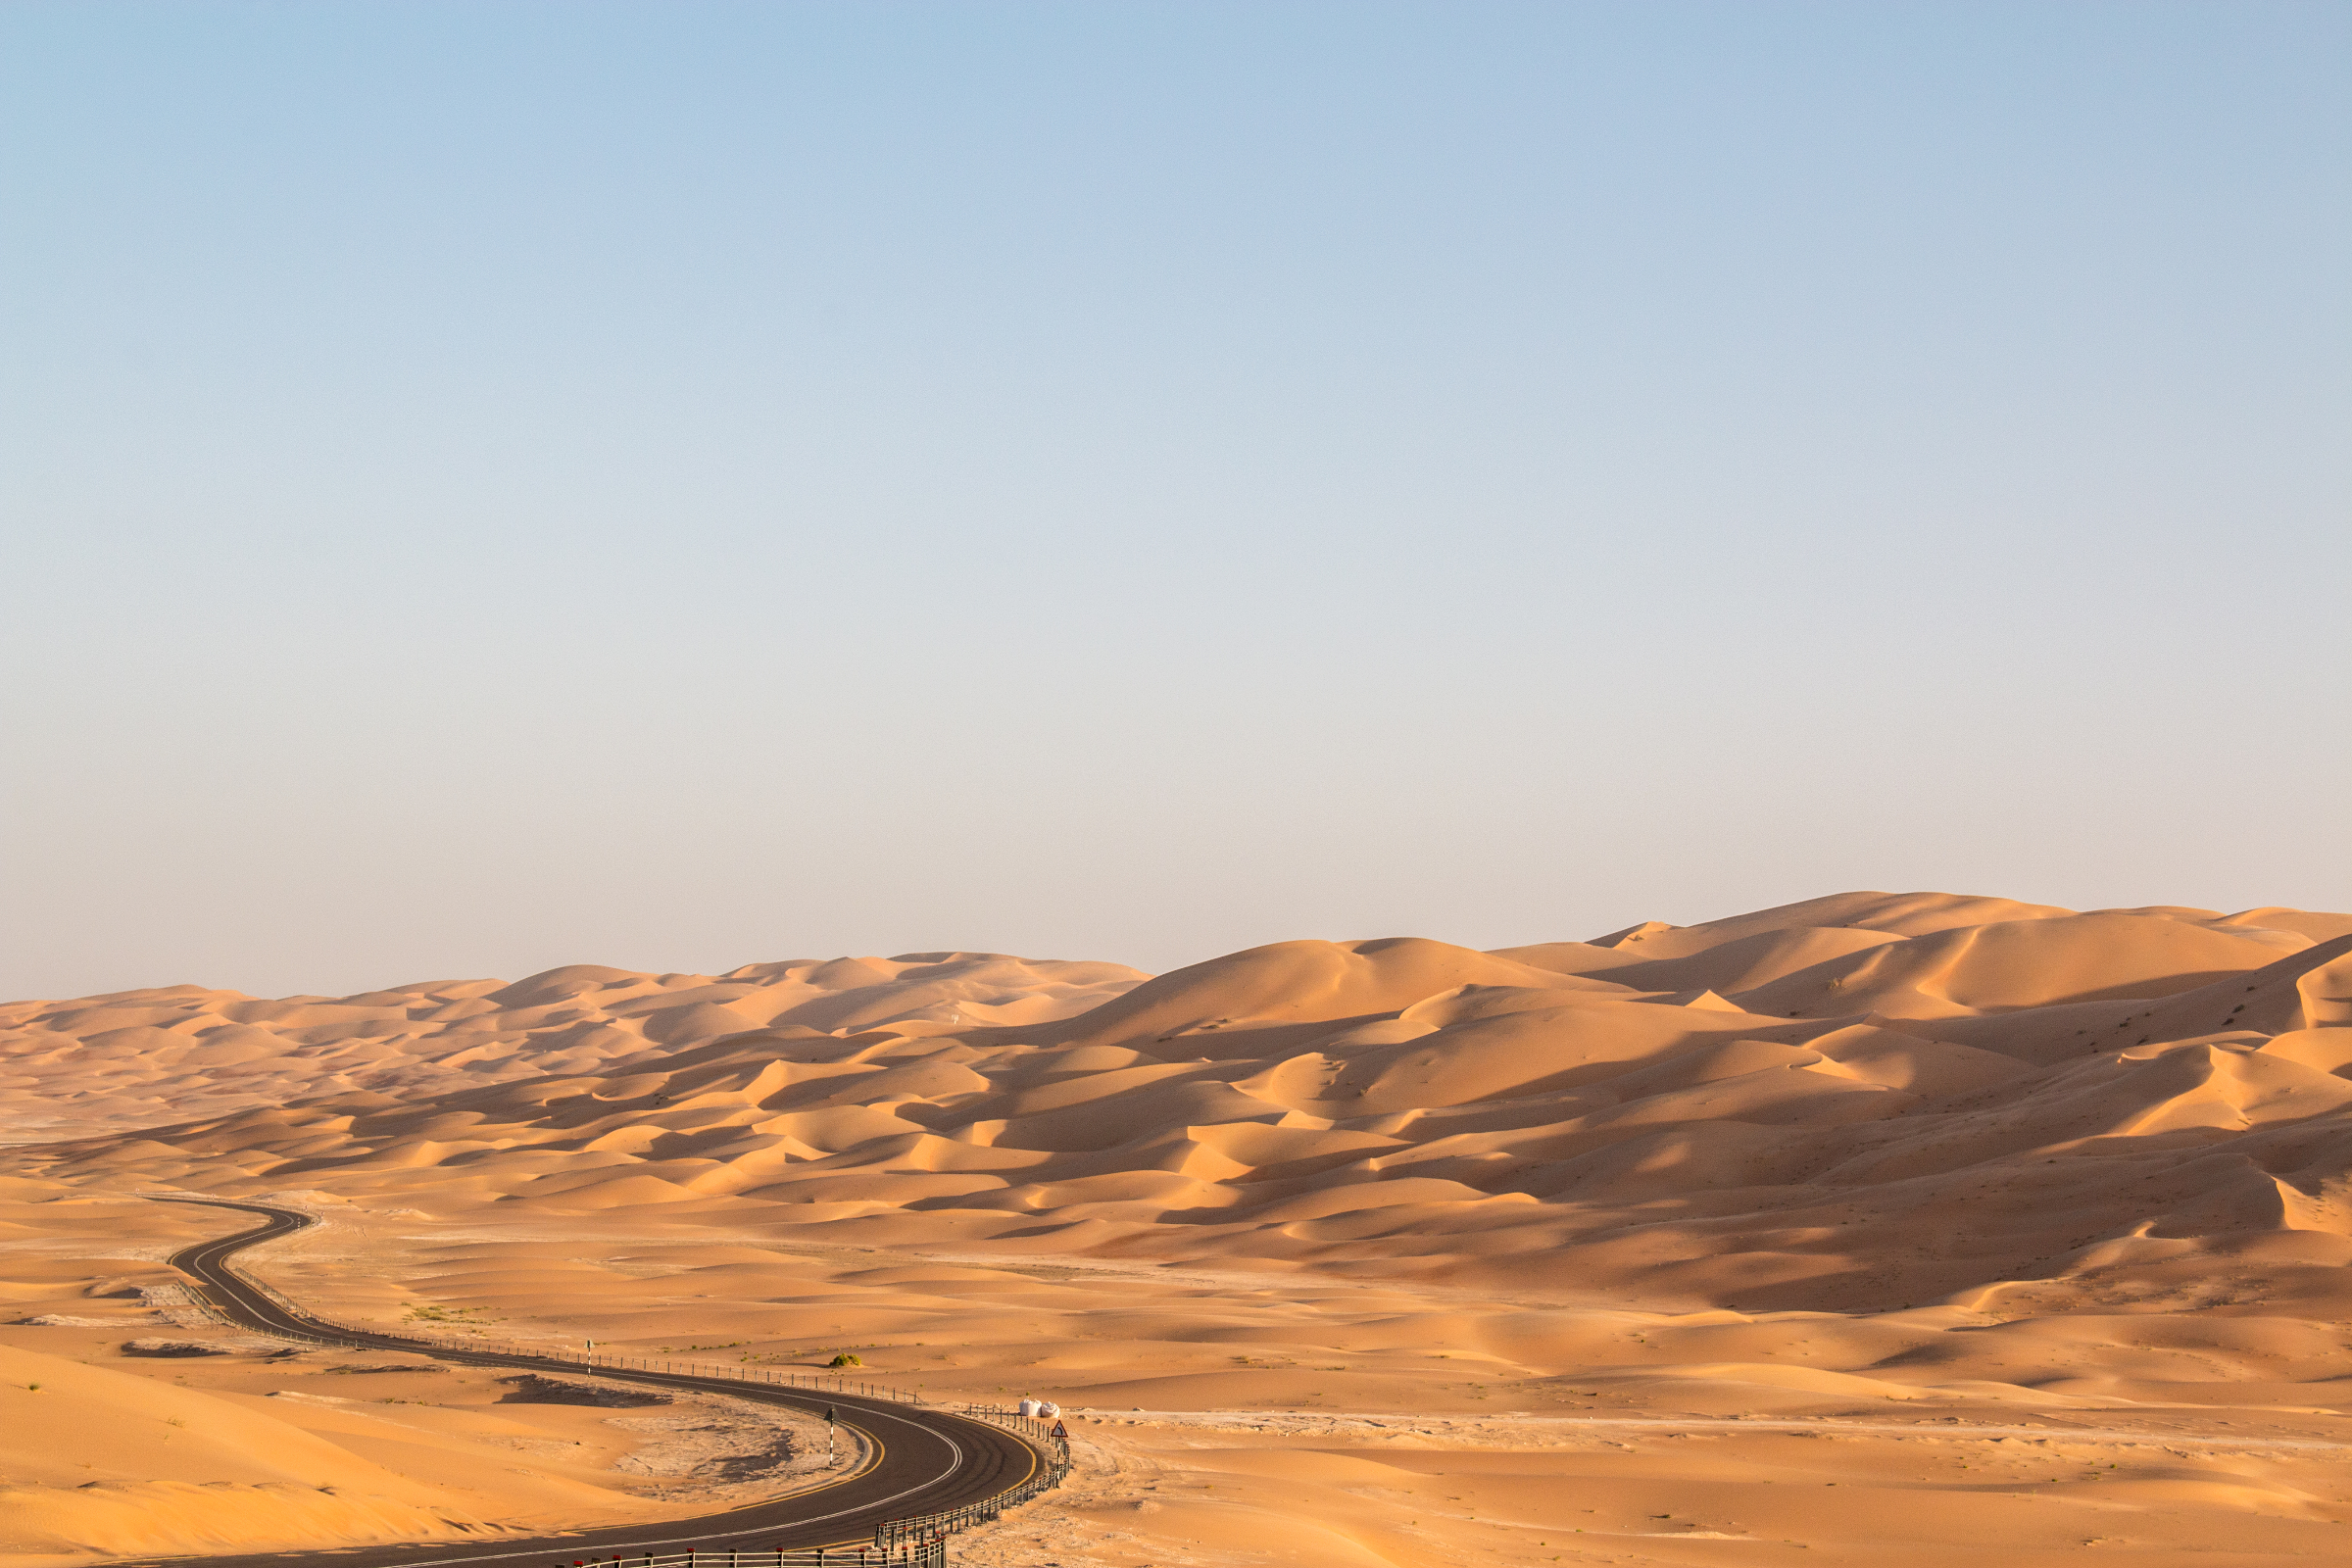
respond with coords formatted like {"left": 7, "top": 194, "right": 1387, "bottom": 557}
{"left": 5, "top": 891, "right": 2349, "bottom": 1567}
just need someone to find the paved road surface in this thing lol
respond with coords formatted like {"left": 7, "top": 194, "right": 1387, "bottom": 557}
{"left": 120, "top": 1198, "right": 1040, "bottom": 1566}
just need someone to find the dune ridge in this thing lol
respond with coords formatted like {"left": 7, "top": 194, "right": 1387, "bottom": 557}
{"left": 10, "top": 891, "right": 2348, "bottom": 1315}
{"left": 7, "top": 891, "right": 2352, "bottom": 1567}
{"left": 0, "top": 953, "right": 1147, "bottom": 1145}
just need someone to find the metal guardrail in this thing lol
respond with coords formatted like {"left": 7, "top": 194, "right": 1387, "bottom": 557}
{"left": 957, "top": 1406, "right": 1063, "bottom": 1446}
{"left": 211, "top": 1250, "right": 936, "bottom": 1404}
{"left": 869, "top": 1407, "right": 1069, "bottom": 1555}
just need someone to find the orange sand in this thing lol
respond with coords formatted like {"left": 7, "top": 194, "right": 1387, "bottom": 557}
{"left": 5, "top": 891, "right": 2349, "bottom": 1564}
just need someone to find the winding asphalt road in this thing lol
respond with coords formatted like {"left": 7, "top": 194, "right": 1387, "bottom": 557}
{"left": 123, "top": 1198, "right": 1043, "bottom": 1567}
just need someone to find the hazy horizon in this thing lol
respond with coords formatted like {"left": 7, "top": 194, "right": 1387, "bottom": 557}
{"left": 6, "top": 1, "right": 2345, "bottom": 1001}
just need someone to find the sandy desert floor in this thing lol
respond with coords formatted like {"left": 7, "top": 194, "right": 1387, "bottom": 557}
{"left": 5, "top": 891, "right": 2350, "bottom": 1565}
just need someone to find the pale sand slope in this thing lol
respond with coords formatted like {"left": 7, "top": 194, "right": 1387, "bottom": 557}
{"left": 5, "top": 891, "right": 2352, "bottom": 1564}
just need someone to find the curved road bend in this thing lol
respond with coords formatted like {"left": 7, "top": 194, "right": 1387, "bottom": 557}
{"left": 122, "top": 1198, "right": 1042, "bottom": 1568}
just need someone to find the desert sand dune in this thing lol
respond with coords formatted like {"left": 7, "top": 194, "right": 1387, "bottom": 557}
{"left": 0, "top": 953, "right": 1147, "bottom": 1145}
{"left": 15, "top": 894, "right": 2341, "bottom": 1315}
{"left": 5, "top": 891, "right": 2350, "bottom": 1565}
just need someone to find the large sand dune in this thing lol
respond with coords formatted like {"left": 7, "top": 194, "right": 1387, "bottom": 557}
{"left": 0, "top": 953, "right": 1147, "bottom": 1145}
{"left": 15, "top": 892, "right": 2346, "bottom": 1313}
{"left": 5, "top": 891, "right": 2350, "bottom": 1565}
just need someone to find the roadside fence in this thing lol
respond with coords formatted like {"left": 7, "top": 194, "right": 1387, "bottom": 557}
{"left": 869, "top": 1406, "right": 1069, "bottom": 1555}
{"left": 210, "top": 1250, "right": 934, "bottom": 1404}
{"left": 540, "top": 1548, "right": 943, "bottom": 1567}
{"left": 196, "top": 1240, "right": 1072, "bottom": 1565}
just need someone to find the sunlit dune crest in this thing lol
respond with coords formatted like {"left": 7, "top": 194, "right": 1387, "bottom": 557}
{"left": 10, "top": 891, "right": 2348, "bottom": 1315}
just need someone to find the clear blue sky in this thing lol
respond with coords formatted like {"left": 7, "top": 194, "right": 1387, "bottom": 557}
{"left": 5, "top": 2, "right": 2345, "bottom": 999}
